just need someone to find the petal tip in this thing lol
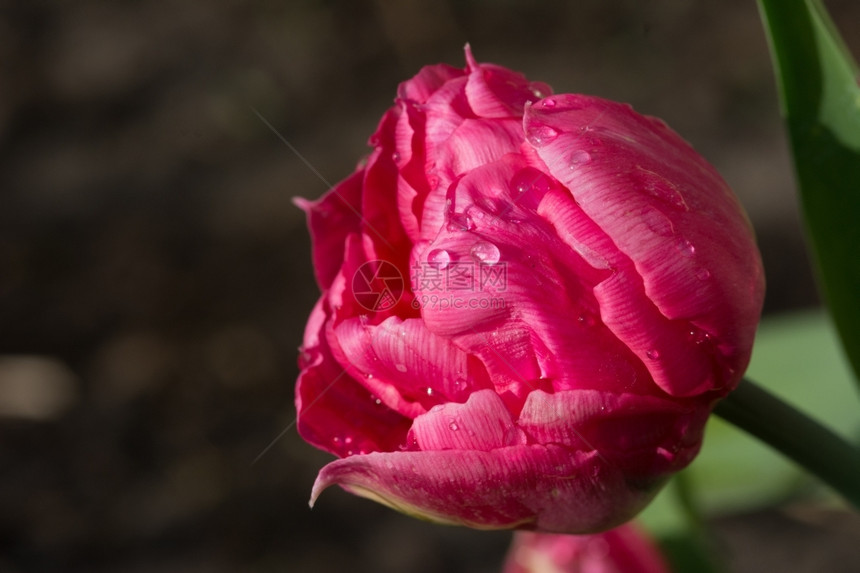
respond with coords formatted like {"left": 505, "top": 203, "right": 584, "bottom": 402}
{"left": 309, "top": 465, "right": 337, "bottom": 508}
{"left": 464, "top": 43, "right": 478, "bottom": 71}
{"left": 292, "top": 196, "right": 313, "bottom": 212}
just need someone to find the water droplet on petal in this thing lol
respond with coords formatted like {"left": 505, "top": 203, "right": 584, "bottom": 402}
{"left": 470, "top": 241, "right": 501, "bottom": 265}
{"left": 448, "top": 420, "right": 459, "bottom": 431}
{"left": 678, "top": 238, "right": 696, "bottom": 257}
{"left": 646, "top": 349, "right": 660, "bottom": 360}
{"left": 515, "top": 181, "right": 529, "bottom": 194}
{"left": 298, "top": 349, "right": 313, "bottom": 367}
{"left": 446, "top": 211, "right": 475, "bottom": 232}
{"left": 696, "top": 268, "right": 711, "bottom": 280}
{"left": 641, "top": 208, "right": 675, "bottom": 237}
{"left": 344, "top": 436, "right": 353, "bottom": 445}
{"left": 529, "top": 82, "right": 550, "bottom": 99}
{"left": 392, "top": 151, "right": 401, "bottom": 163}
{"left": 395, "top": 363, "right": 407, "bottom": 373}
{"left": 571, "top": 241, "right": 611, "bottom": 270}
{"left": 526, "top": 124, "right": 559, "bottom": 147}
{"left": 636, "top": 167, "right": 689, "bottom": 211}
{"left": 428, "top": 248, "right": 451, "bottom": 269}
{"left": 425, "top": 387, "right": 434, "bottom": 397}
{"left": 688, "top": 328, "right": 712, "bottom": 345}
{"left": 577, "top": 313, "right": 596, "bottom": 327}
{"left": 542, "top": 98, "right": 556, "bottom": 108}
{"left": 568, "top": 150, "right": 592, "bottom": 168}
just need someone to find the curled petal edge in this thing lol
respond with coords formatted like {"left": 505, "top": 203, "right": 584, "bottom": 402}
{"left": 310, "top": 444, "right": 663, "bottom": 533}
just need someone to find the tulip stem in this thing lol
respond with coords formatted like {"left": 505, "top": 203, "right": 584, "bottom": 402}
{"left": 713, "top": 378, "right": 860, "bottom": 509}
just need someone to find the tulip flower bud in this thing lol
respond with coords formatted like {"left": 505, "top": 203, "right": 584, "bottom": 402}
{"left": 295, "top": 46, "right": 764, "bottom": 533}
{"left": 502, "top": 524, "right": 670, "bottom": 573}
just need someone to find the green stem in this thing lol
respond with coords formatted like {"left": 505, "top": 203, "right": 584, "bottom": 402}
{"left": 713, "top": 378, "right": 860, "bottom": 509}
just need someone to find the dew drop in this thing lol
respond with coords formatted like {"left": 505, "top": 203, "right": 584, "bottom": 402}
{"left": 470, "top": 240, "right": 501, "bottom": 265}
{"left": 425, "top": 387, "right": 434, "bottom": 397}
{"left": 696, "top": 268, "right": 711, "bottom": 281}
{"left": 333, "top": 436, "right": 341, "bottom": 443}
{"left": 428, "top": 248, "right": 451, "bottom": 269}
{"left": 542, "top": 97, "right": 557, "bottom": 108}
{"left": 298, "top": 349, "right": 313, "bottom": 367}
{"left": 568, "top": 150, "right": 592, "bottom": 168}
{"left": 642, "top": 207, "right": 674, "bottom": 237}
{"left": 646, "top": 349, "right": 660, "bottom": 360}
{"left": 577, "top": 313, "right": 596, "bottom": 327}
{"left": 374, "top": 398, "right": 382, "bottom": 405}
{"left": 571, "top": 241, "right": 611, "bottom": 270}
{"left": 344, "top": 436, "right": 353, "bottom": 445}
{"left": 395, "top": 363, "right": 407, "bottom": 373}
{"left": 689, "top": 328, "right": 712, "bottom": 345}
{"left": 529, "top": 82, "right": 549, "bottom": 99}
{"left": 448, "top": 421, "right": 460, "bottom": 431}
{"left": 678, "top": 238, "right": 696, "bottom": 257}
{"left": 526, "top": 124, "right": 559, "bottom": 147}
{"left": 466, "top": 204, "right": 487, "bottom": 219}
{"left": 392, "top": 151, "right": 401, "bottom": 163}
{"left": 638, "top": 168, "right": 689, "bottom": 211}
{"left": 430, "top": 404, "right": 444, "bottom": 413}
{"left": 446, "top": 211, "right": 475, "bottom": 232}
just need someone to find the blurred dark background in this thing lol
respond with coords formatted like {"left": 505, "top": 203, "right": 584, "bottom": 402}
{"left": 1, "top": 1, "right": 859, "bottom": 572}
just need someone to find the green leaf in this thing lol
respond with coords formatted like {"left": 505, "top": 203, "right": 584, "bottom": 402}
{"left": 757, "top": 0, "right": 860, "bottom": 385}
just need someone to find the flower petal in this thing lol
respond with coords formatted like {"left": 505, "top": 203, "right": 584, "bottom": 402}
{"left": 296, "top": 299, "right": 413, "bottom": 457}
{"left": 503, "top": 524, "right": 671, "bottom": 573}
{"left": 526, "top": 95, "right": 764, "bottom": 396}
{"left": 332, "top": 316, "right": 493, "bottom": 417}
{"left": 310, "top": 443, "right": 661, "bottom": 533}
{"left": 409, "top": 389, "right": 526, "bottom": 451}
{"left": 397, "top": 62, "right": 463, "bottom": 104}
{"left": 517, "top": 389, "right": 705, "bottom": 475}
{"left": 294, "top": 168, "right": 364, "bottom": 291}
{"left": 436, "top": 118, "right": 524, "bottom": 179}
{"left": 464, "top": 48, "right": 547, "bottom": 118}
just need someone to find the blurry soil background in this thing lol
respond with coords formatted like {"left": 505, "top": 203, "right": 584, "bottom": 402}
{"left": 2, "top": 1, "right": 860, "bottom": 572}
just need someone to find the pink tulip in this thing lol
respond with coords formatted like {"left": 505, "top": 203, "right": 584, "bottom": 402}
{"left": 295, "top": 46, "right": 764, "bottom": 533}
{"left": 502, "top": 524, "right": 671, "bottom": 573}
